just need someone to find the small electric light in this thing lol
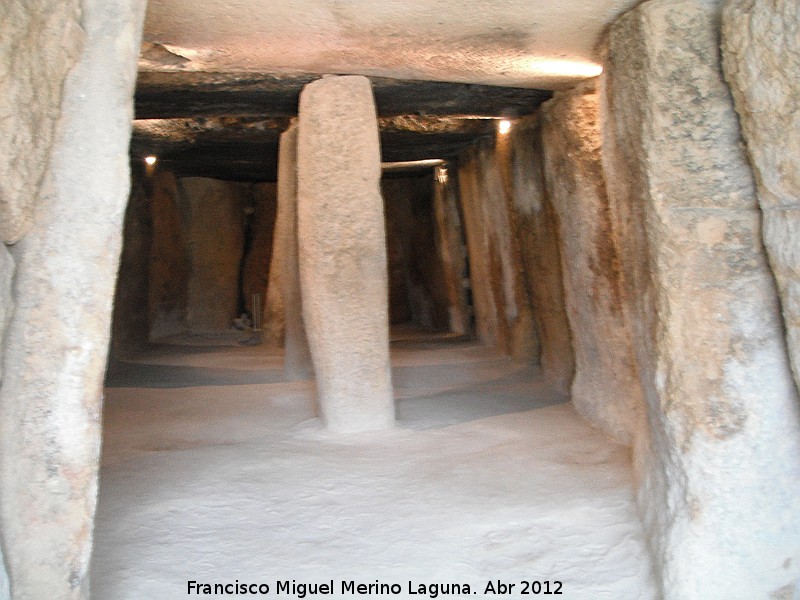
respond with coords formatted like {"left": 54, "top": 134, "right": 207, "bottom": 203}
{"left": 436, "top": 166, "right": 448, "bottom": 184}
{"left": 498, "top": 120, "right": 512, "bottom": 135}
{"left": 144, "top": 155, "right": 157, "bottom": 166}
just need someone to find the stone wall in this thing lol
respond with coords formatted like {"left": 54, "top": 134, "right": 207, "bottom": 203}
{"left": 457, "top": 140, "right": 544, "bottom": 364}
{"left": 722, "top": 0, "right": 800, "bottom": 397}
{"left": 110, "top": 166, "right": 152, "bottom": 357}
{"left": 148, "top": 169, "right": 189, "bottom": 340}
{"left": 602, "top": 0, "right": 800, "bottom": 597}
{"left": 176, "top": 177, "right": 247, "bottom": 333}
{"left": 0, "top": 1, "right": 146, "bottom": 598}
{"left": 383, "top": 175, "right": 451, "bottom": 331}
{"left": 540, "top": 80, "right": 644, "bottom": 445}
{"left": 242, "top": 182, "right": 277, "bottom": 329}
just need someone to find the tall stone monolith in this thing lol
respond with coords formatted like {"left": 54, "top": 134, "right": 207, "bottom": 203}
{"left": 296, "top": 75, "right": 394, "bottom": 432}
{"left": 602, "top": 0, "right": 800, "bottom": 597}
{"left": 277, "top": 124, "right": 313, "bottom": 380}
{"left": 0, "top": 0, "right": 146, "bottom": 598}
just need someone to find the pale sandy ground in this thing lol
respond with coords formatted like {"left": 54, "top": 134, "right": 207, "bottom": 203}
{"left": 92, "top": 332, "right": 657, "bottom": 600}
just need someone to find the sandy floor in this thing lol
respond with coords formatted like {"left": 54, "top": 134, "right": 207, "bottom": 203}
{"left": 92, "top": 332, "right": 656, "bottom": 599}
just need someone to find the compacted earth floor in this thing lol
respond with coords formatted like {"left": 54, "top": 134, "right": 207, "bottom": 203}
{"left": 92, "top": 329, "right": 656, "bottom": 599}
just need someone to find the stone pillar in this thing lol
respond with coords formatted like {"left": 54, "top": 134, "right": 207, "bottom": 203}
{"left": 432, "top": 168, "right": 470, "bottom": 336}
{"left": 297, "top": 75, "right": 394, "bottom": 432}
{"left": 457, "top": 140, "right": 540, "bottom": 362}
{"left": 176, "top": 177, "right": 246, "bottom": 333}
{"left": 0, "top": 0, "right": 146, "bottom": 597}
{"left": 148, "top": 169, "right": 189, "bottom": 340}
{"left": 241, "top": 182, "right": 277, "bottom": 329}
{"left": 722, "top": 0, "right": 800, "bottom": 395}
{"left": 540, "top": 80, "right": 644, "bottom": 445}
{"left": 602, "top": 1, "right": 800, "bottom": 597}
{"left": 278, "top": 124, "right": 313, "bottom": 380}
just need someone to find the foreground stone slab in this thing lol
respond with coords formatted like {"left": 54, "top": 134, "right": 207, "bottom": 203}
{"left": 603, "top": 0, "right": 800, "bottom": 597}
{"left": 297, "top": 75, "right": 394, "bottom": 432}
{"left": 541, "top": 81, "right": 644, "bottom": 445}
{"left": 0, "top": 1, "right": 145, "bottom": 598}
{"left": 0, "top": 1, "right": 82, "bottom": 243}
{"left": 722, "top": 0, "right": 800, "bottom": 394}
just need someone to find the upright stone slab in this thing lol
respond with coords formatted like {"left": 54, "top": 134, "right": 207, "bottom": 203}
{"left": 297, "top": 76, "right": 394, "bottom": 432}
{"left": 0, "top": 0, "right": 145, "bottom": 597}
{"left": 177, "top": 177, "right": 246, "bottom": 333}
{"left": 722, "top": 0, "right": 800, "bottom": 395}
{"left": 0, "top": 0, "right": 82, "bottom": 243}
{"left": 278, "top": 124, "right": 313, "bottom": 380}
{"left": 603, "top": 1, "right": 800, "bottom": 597}
{"left": 541, "top": 81, "right": 644, "bottom": 445}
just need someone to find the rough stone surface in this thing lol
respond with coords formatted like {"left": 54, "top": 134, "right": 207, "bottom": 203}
{"left": 502, "top": 120, "right": 573, "bottom": 390}
{"left": 277, "top": 125, "right": 313, "bottom": 380}
{"left": 177, "top": 177, "right": 246, "bottom": 333}
{"left": 0, "top": 0, "right": 145, "bottom": 597}
{"left": 241, "top": 182, "right": 277, "bottom": 325}
{"left": 0, "top": 244, "right": 9, "bottom": 600}
{"left": 457, "top": 140, "right": 540, "bottom": 363}
{"left": 110, "top": 168, "right": 152, "bottom": 358}
{"left": 541, "top": 80, "right": 644, "bottom": 445}
{"left": 383, "top": 176, "right": 451, "bottom": 331}
{"left": 432, "top": 169, "right": 471, "bottom": 335}
{"left": 261, "top": 182, "right": 287, "bottom": 346}
{"left": 722, "top": 0, "right": 800, "bottom": 392}
{"left": 297, "top": 75, "right": 394, "bottom": 432}
{"left": 0, "top": 0, "right": 83, "bottom": 243}
{"left": 602, "top": 1, "right": 800, "bottom": 597}
{"left": 148, "top": 169, "right": 189, "bottom": 340}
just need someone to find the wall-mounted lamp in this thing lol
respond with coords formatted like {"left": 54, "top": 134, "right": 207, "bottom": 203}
{"left": 498, "top": 120, "right": 512, "bottom": 135}
{"left": 144, "top": 155, "right": 157, "bottom": 166}
{"left": 436, "top": 166, "right": 448, "bottom": 184}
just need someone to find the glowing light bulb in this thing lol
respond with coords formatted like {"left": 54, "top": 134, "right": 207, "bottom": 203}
{"left": 144, "top": 155, "right": 157, "bottom": 166}
{"left": 436, "top": 166, "right": 448, "bottom": 184}
{"left": 498, "top": 120, "right": 512, "bottom": 135}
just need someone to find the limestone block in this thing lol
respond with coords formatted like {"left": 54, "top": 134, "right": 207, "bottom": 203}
{"left": 148, "top": 169, "right": 189, "bottom": 340}
{"left": 722, "top": 0, "right": 800, "bottom": 389}
{"left": 0, "top": 0, "right": 83, "bottom": 243}
{"left": 457, "top": 141, "right": 541, "bottom": 363}
{"left": 277, "top": 125, "right": 313, "bottom": 380}
{"left": 432, "top": 170, "right": 470, "bottom": 336}
{"left": 297, "top": 75, "right": 394, "bottom": 432}
{"left": 603, "top": 1, "right": 800, "bottom": 597}
{"left": 541, "top": 81, "right": 644, "bottom": 445}
{"left": 177, "top": 177, "right": 246, "bottom": 332}
{"left": 248, "top": 183, "right": 281, "bottom": 343}
{"left": 0, "top": 1, "right": 145, "bottom": 598}
{"left": 383, "top": 177, "right": 451, "bottom": 331}
{"left": 110, "top": 169, "right": 152, "bottom": 357}
{"left": 504, "top": 121, "right": 572, "bottom": 389}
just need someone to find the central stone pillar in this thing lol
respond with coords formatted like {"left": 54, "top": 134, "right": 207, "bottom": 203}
{"left": 296, "top": 75, "right": 394, "bottom": 432}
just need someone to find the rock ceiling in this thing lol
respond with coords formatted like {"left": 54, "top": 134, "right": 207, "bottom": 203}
{"left": 133, "top": 0, "right": 640, "bottom": 181}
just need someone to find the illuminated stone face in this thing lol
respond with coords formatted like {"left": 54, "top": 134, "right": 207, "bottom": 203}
{"left": 141, "top": 0, "right": 633, "bottom": 89}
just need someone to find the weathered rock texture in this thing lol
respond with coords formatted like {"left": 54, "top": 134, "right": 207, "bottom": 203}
{"left": 383, "top": 176, "right": 451, "bottom": 331}
{"left": 0, "top": 0, "right": 83, "bottom": 243}
{"left": 722, "top": 0, "right": 800, "bottom": 395}
{"left": 0, "top": 245, "right": 12, "bottom": 599}
{"left": 602, "top": 1, "right": 800, "bottom": 597}
{"left": 242, "top": 183, "right": 279, "bottom": 342}
{"left": 457, "top": 140, "right": 542, "bottom": 364}
{"left": 503, "top": 120, "right": 573, "bottom": 390}
{"left": 148, "top": 169, "right": 189, "bottom": 340}
{"left": 432, "top": 168, "right": 471, "bottom": 335}
{"left": 177, "top": 177, "right": 247, "bottom": 332}
{"left": 110, "top": 168, "right": 152, "bottom": 357}
{"left": 0, "top": 1, "right": 145, "bottom": 598}
{"left": 297, "top": 75, "right": 394, "bottom": 432}
{"left": 277, "top": 125, "right": 313, "bottom": 380}
{"left": 541, "top": 81, "right": 644, "bottom": 445}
